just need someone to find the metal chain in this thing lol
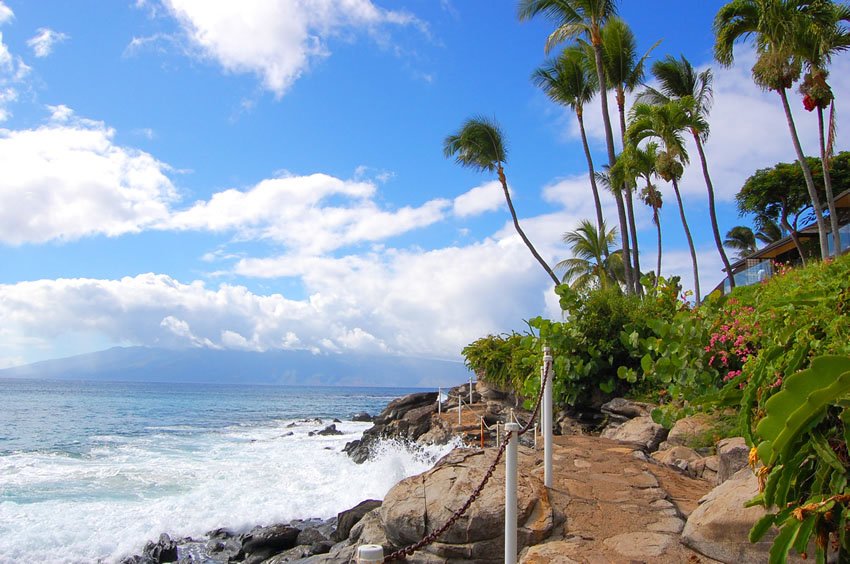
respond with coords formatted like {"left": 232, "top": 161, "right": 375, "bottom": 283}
{"left": 382, "top": 361, "right": 551, "bottom": 561}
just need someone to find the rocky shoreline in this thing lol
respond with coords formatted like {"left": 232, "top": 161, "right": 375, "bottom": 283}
{"left": 122, "top": 381, "right": 792, "bottom": 563}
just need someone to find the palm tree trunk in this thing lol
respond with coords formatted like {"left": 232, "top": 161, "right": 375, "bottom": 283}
{"left": 671, "top": 177, "right": 700, "bottom": 303}
{"left": 497, "top": 165, "right": 560, "bottom": 286}
{"left": 577, "top": 112, "right": 605, "bottom": 232}
{"left": 778, "top": 87, "right": 829, "bottom": 259}
{"left": 618, "top": 96, "right": 642, "bottom": 294}
{"left": 655, "top": 210, "right": 662, "bottom": 285}
{"left": 817, "top": 105, "right": 841, "bottom": 254}
{"left": 780, "top": 206, "right": 807, "bottom": 266}
{"left": 693, "top": 134, "right": 735, "bottom": 287}
{"left": 593, "top": 42, "right": 633, "bottom": 294}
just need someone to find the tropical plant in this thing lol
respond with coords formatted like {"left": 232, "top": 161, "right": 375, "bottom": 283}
{"left": 724, "top": 226, "right": 759, "bottom": 259}
{"left": 638, "top": 54, "right": 735, "bottom": 287}
{"left": 599, "top": 17, "right": 660, "bottom": 286}
{"left": 755, "top": 214, "right": 784, "bottom": 245}
{"left": 714, "top": 0, "right": 833, "bottom": 259}
{"left": 628, "top": 100, "right": 702, "bottom": 302}
{"left": 444, "top": 116, "right": 561, "bottom": 286}
{"left": 632, "top": 143, "right": 664, "bottom": 281}
{"left": 531, "top": 45, "right": 605, "bottom": 230}
{"left": 556, "top": 219, "right": 624, "bottom": 291}
{"left": 797, "top": 1, "right": 850, "bottom": 255}
{"left": 518, "top": 0, "right": 636, "bottom": 294}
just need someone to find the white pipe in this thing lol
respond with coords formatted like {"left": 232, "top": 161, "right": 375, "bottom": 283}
{"left": 458, "top": 398, "right": 462, "bottom": 427}
{"left": 469, "top": 375, "right": 474, "bottom": 405}
{"left": 356, "top": 544, "right": 384, "bottom": 562}
{"left": 504, "top": 422, "right": 520, "bottom": 564}
{"left": 437, "top": 386, "right": 441, "bottom": 415}
{"left": 543, "top": 346, "right": 553, "bottom": 489}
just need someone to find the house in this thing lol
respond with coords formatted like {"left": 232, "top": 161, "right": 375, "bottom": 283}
{"left": 719, "top": 188, "right": 850, "bottom": 294}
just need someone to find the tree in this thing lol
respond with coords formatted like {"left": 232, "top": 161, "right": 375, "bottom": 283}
{"left": 556, "top": 219, "right": 624, "bottom": 292}
{"left": 518, "top": 0, "right": 635, "bottom": 294}
{"left": 444, "top": 116, "right": 561, "bottom": 286}
{"left": 632, "top": 142, "right": 664, "bottom": 282}
{"left": 754, "top": 214, "right": 784, "bottom": 244}
{"left": 531, "top": 46, "right": 605, "bottom": 231}
{"left": 735, "top": 157, "right": 830, "bottom": 264}
{"left": 599, "top": 16, "right": 659, "bottom": 291}
{"left": 724, "top": 226, "right": 758, "bottom": 259}
{"left": 638, "top": 54, "right": 735, "bottom": 287}
{"left": 797, "top": 1, "right": 850, "bottom": 254}
{"left": 714, "top": 0, "right": 833, "bottom": 259}
{"left": 628, "top": 100, "right": 702, "bottom": 302}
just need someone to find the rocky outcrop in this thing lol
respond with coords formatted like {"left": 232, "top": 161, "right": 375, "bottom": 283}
{"left": 601, "top": 415, "right": 668, "bottom": 451}
{"left": 332, "top": 499, "right": 382, "bottom": 542}
{"left": 600, "top": 397, "right": 652, "bottom": 422}
{"left": 351, "top": 412, "right": 373, "bottom": 422}
{"left": 666, "top": 413, "right": 715, "bottom": 447}
{"left": 717, "top": 437, "right": 750, "bottom": 484}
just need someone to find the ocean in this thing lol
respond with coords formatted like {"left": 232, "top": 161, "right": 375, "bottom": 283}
{"left": 0, "top": 378, "right": 456, "bottom": 563}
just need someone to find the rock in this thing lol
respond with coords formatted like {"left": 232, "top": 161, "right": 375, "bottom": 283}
{"left": 603, "top": 531, "right": 674, "bottom": 558}
{"left": 682, "top": 468, "right": 773, "bottom": 562}
{"left": 310, "top": 540, "right": 334, "bottom": 555}
{"left": 296, "top": 527, "right": 327, "bottom": 546}
{"left": 651, "top": 445, "right": 703, "bottom": 475}
{"left": 315, "top": 424, "right": 342, "bottom": 436}
{"left": 240, "top": 524, "right": 299, "bottom": 562}
{"left": 205, "top": 536, "right": 242, "bottom": 561}
{"left": 600, "top": 397, "right": 652, "bottom": 421}
{"left": 380, "top": 448, "right": 556, "bottom": 561}
{"left": 689, "top": 455, "right": 720, "bottom": 482}
{"left": 416, "top": 417, "right": 452, "bottom": 445}
{"left": 261, "top": 544, "right": 311, "bottom": 563}
{"left": 666, "top": 414, "right": 715, "bottom": 447}
{"left": 601, "top": 416, "right": 668, "bottom": 452}
{"left": 351, "top": 412, "right": 373, "bottom": 422}
{"left": 119, "top": 556, "right": 156, "bottom": 564}
{"left": 142, "top": 533, "right": 178, "bottom": 563}
{"left": 348, "top": 508, "right": 389, "bottom": 547}
{"left": 520, "top": 541, "right": 581, "bottom": 563}
{"left": 717, "top": 437, "right": 750, "bottom": 484}
{"left": 332, "top": 499, "right": 382, "bottom": 542}
{"left": 476, "top": 380, "right": 508, "bottom": 401}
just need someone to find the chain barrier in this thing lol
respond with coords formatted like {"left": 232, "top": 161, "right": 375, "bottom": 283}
{"left": 382, "top": 361, "right": 550, "bottom": 561}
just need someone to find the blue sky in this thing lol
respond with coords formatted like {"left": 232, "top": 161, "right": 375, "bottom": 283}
{"left": 0, "top": 0, "right": 847, "bottom": 370}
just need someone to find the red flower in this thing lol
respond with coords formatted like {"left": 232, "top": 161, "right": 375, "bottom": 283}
{"left": 803, "top": 94, "right": 817, "bottom": 112}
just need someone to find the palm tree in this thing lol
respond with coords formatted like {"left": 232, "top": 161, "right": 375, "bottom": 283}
{"left": 638, "top": 55, "right": 735, "bottom": 287}
{"left": 599, "top": 17, "right": 659, "bottom": 291}
{"left": 754, "top": 213, "right": 784, "bottom": 244}
{"left": 531, "top": 46, "right": 605, "bottom": 230}
{"left": 633, "top": 142, "right": 664, "bottom": 282}
{"left": 518, "top": 0, "right": 635, "bottom": 294}
{"left": 556, "top": 219, "right": 624, "bottom": 292}
{"left": 724, "top": 226, "right": 758, "bottom": 259}
{"left": 798, "top": 2, "right": 850, "bottom": 254}
{"left": 444, "top": 116, "right": 561, "bottom": 286}
{"left": 714, "top": 0, "right": 832, "bottom": 259}
{"left": 628, "top": 100, "right": 702, "bottom": 302}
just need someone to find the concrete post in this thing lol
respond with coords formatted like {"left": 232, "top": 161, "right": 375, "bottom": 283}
{"left": 469, "top": 375, "right": 474, "bottom": 405}
{"left": 356, "top": 544, "right": 384, "bottom": 562}
{"left": 543, "top": 346, "right": 553, "bottom": 488}
{"left": 437, "top": 386, "right": 441, "bottom": 415}
{"left": 457, "top": 397, "right": 462, "bottom": 427}
{"left": 504, "top": 422, "right": 520, "bottom": 564}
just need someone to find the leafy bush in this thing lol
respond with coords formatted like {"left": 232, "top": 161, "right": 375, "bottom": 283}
{"left": 461, "top": 331, "right": 536, "bottom": 392}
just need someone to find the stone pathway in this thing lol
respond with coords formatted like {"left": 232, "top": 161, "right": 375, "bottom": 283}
{"left": 518, "top": 434, "right": 721, "bottom": 563}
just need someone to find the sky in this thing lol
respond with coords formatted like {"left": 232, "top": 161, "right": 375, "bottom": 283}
{"left": 0, "top": 0, "right": 848, "bottom": 371}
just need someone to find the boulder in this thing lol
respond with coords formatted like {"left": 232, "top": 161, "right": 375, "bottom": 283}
{"left": 380, "top": 448, "right": 556, "bottom": 561}
{"left": 315, "top": 424, "right": 342, "bottom": 436}
{"left": 296, "top": 527, "right": 327, "bottom": 546}
{"left": 682, "top": 468, "right": 773, "bottom": 562}
{"left": 717, "top": 437, "right": 750, "bottom": 484}
{"left": 666, "top": 414, "right": 715, "bottom": 447}
{"left": 351, "top": 412, "right": 373, "bottom": 422}
{"left": 204, "top": 536, "right": 242, "bottom": 561}
{"left": 142, "top": 534, "right": 178, "bottom": 563}
{"left": 601, "top": 416, "right": 668, "bottom": 451}
{"left": 600, "top": 398, "right": 652, "bottom": 421}
{"left": 332, "top": 499, "right": 382, "bottom": 542}
{"left": 476, "top": 380, "right": 508, "bottom": 401}
{"left": 651, "top": 445, "right": 702, "bottom": 474}
{"left": 240, "top": 524, "right": 299, "bottom": 562}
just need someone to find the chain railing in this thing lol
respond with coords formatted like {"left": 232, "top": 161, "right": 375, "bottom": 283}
{"left": 381, "top": 360, "right": 551, "bottom": 562}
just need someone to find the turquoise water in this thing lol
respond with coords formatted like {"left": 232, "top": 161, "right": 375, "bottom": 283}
{"left": 0, "top": 378, "right": 452, "bottom": 563}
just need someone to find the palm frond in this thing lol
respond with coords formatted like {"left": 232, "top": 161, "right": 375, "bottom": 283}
{"left": 443, "top": 116, "right": 506, "bottom": 172}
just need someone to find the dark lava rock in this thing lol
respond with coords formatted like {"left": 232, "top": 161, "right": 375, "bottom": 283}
{"left": 296, "top": 527, "right": 327, "bottom": 546}
{"left": 317, "top": 424, "right": 342, "bottom": 436}
{"left": 205, "top": 537, "right": 242, "bottom": 561}
{"left": 332, "top": 418, "right": 342, "bottom": 423}
{"left": 120, "top": 556, "right": 156, "bottom": 564}
{"left": 310, "top": 540, "right": 335, "bottom": 555}
{"left": 241, "top": 524, "right": 299, "bottom": 556}
{"left": 142, "top": 533, "right": 178, "bottom": 563}
{"left": 332, "top": 499, "right": 382, "bottom": 542}
{"left": 344, "top": 392, "right": 437, "bottom": 463}
{"left": 351, "top": 411, "right": 373, "bottom": 422}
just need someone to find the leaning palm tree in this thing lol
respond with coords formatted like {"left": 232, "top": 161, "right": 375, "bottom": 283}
{"left": 531, "top": 45, "right": 605, "bottom": 231}
{"left": 638, "top": 55, "right": 735, "bottom": 287}
{"left": 633, "top": 142, "right": 664, "bottom": 282}
{"left": 556, "top": 219, "right": 624, "bottom": 292}
{"left": 518, "top": 0, "right": 635, "bottom": 294}
{"left": 444, "top": 116, "right": 560, "bottom": 286}
{"left": 598, "top": 17, "right": 659, "bottom": 290}
{"left": 754, "top": 213, "right": 784, "bottom": 244}
{"left": 628, "top": 100, "right": 702, "bottom": 302}
{"left": 714, "top": 0, "right": 832, "bottom": 259}
{"left": 724, "top": 226, "right": 758, "bottom": 259}
{"left": 797, "top": 2, "right": 850, "bottom": 254}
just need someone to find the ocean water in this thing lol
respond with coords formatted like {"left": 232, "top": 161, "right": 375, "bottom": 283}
{"left": 0, "top": 379, "right": 456, "bottom": 563}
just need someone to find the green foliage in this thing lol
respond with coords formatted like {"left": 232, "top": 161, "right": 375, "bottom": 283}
{"left": 461, "top": 331, "right": 536, "bottom": 392}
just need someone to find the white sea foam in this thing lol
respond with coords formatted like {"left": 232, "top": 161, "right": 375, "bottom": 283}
{"left": 0, "top": 420, "right": 459, "bottom": 563}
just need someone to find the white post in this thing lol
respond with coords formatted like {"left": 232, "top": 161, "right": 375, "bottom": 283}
{"left": 356, "top": 544, "right": 384, "bottom": 563}
{"left": 543, "top": 346, "right": 553, "bottom": 489}
{"left": 437, "top": 387, "right": 441, "bottom": 415}
{"left": 457, "top": 397, "right": 462, "bottom": 427}
{"left": 534, "top": 422, "right": 538, "bottom": 449}
{"left": 469, "top": 375, "right": 474, "bottom": 405}
{"left": 496, "top": 421, "right": 501, "bottom": 448}
{"left": 504, "top": 422, "right": 520, "bottom": 564}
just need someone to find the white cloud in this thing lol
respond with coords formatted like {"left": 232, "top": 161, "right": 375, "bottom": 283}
{"left": 26, "top": 28, "right": 69, "bottom": 58}
{"left": 452, "top": 180, "right": 504, "bottom": 217}
{"left": 0, "top": 29, "right": 29, "bottom": 121}
{"left": 0, "top": 112, "right": 177, "bottom": 244}
{"left": 157, "top": 0, "right": 425, "bottom": 97}
{"left": 0, "top": 2, "right": 12, "bottom": 25}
